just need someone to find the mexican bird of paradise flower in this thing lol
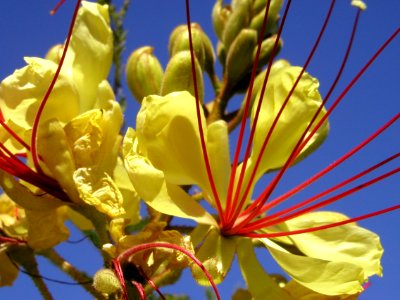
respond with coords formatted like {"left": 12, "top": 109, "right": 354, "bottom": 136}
{"left": 123, "top": 0, "right": 399, "bottom": 298}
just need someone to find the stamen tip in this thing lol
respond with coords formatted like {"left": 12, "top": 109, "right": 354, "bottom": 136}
{"left": 351, "top": 0, "right": 367, "bottom": 11}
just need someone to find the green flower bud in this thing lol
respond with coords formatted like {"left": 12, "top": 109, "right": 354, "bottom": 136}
{"left": 169, "top": 23, "right": 215, "bottom": 75}
{"left": 253, "top": 0, "right": 283, "bottom": 16}
{"left": 225, "top": 29, "right": 258, "bottom": 87}
{"left": 169, "top": 24, "right": 205, "bottom": 68}
{"left": 125, "top": 46, "right": 164, "bottom": 103}
{"left": 222, "top": 0, "right": 253, "bottom": 51}
{"left": 161, "top": 51, "right": 204, "bottom": 103}
{"left": 217, "top": 42, "right": 227, "bottom": 67}
{"left": 253, "top": 34, "right": 283, "bottom": 68}
{"left": 212, "top": 0, "right": 231, "bottom": 40}
{"left": 45, "top": 44, "right": 63, "bottom": 63}
{"left": 93, "top": 269, "right": 122, "bottom": 295}
{"left": 250, "top": 0, "right": 282, "bottom": 38}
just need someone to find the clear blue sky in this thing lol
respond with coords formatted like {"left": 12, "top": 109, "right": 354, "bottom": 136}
{"left": 0, "top": 1, "right": 399, "bottom": 299}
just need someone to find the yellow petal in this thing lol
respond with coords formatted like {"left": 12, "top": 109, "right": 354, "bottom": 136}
{"left": 192, "top": 227, "right": 236, "bottom": 285}
{"left": 284, "top": 280, "right": 360, "bottom": 300}
{"left": 26, "top": 207, "right": 69, "bottom": 250}
{"left": 237, "top": 238, "right": 294, "bottom": 300}
{"left": 124, "top": 127, "right": 216, "bottom": 226}
{"left": 206, "top": 121, "right": 231, "bottom": 208}
{"left": 0, "top": 57, "right": 80, "bottom": 131}
{"left": 113, "top": 158, "right": 141, "bottom": 225}
{"left": 63, "top": 1, "right": 113, "bottom": 112}
{"left": 73, "top": 168, "right": 125, "bottom": 218}
{"left": 136, "top": 92, "right": 209, "bottom": 187}
{"left": 260, "top": 238, "right": 365, "bottom": 296}
{"left": 124, "top": 151, "right": 216, "bottom": 226}
{"left": 283, "top": 211, "right": 383, "bottom": 279}
{"left": 37, "top": 119, "right": 80, "bottom": 203}
{"left": 0, "top": 246, "right": 19, "bottom": 286}
{"left": 250, "top": 65, "right": 329, "bottom": 174}
{"left": 0, "top": 171, "right": 64, "bottom": 211}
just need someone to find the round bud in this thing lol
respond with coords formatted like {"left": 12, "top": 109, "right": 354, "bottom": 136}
{"left": 93, "top": 268, "right": 122, "bottom": 295}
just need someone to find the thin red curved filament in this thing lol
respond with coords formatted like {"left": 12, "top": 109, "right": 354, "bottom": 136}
{"left": 31, "top": 0, "right": 82, "bottom": 174}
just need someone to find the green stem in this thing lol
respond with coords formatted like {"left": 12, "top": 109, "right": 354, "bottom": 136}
{"left": 40, "top": 249, "right": 107, "bottom": 300}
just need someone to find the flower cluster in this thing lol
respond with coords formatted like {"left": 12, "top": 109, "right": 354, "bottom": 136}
{"left": 0, "top": 0, "right": 398, "bottom": 299}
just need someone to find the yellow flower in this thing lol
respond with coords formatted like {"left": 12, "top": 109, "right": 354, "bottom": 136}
{"left": 124, "top": 65, "right": 384, "bottom": 297}
{"left": 0, "top": 2, "right": 138, "bottom": 247}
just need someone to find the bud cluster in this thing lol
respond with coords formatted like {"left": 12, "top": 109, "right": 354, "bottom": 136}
{"left": 213, "top": 0, "right": 283, "bottom": 90}
{"left": 126, "top": 23, "right": 216, "bottom": 104}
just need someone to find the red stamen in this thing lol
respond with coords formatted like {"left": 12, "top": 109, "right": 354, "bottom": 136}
{"left": 50, "top": 0, "right": 67, "bottom": 15}
{"left": 185, "top": 0, "right": 224, "bottom": 220}
{"left": 250, "top": 6, "right": 362, "bottom": 213}
{"left": 224, "top": 0, "right": 275, "bottom": 223}
{"left": 0, "top": 236, "right": 26, "bottom": 245}
{"left": 31, "top": 0, "right": 82, "bottom": 174}
{"left": 131, "top": 281, "right": 146, "bottom": 300}
{"left": 117, "top": 242, "right": 221, "bottom": 300}
{"left": 230, "top": 0, "right": 336, "bottom": 228}
{"left": 139, "top": 267, "right": 166, "bottom": 300}
{"left": 112, "top": 260, "right": 129, "bottom": 300}
{"left": 237, "top": 27, "right": 399, "bottom": 229}
{"left": 241, "top": 204, "right": 400, "bottom": 238}
{"left": 240, "top": 154, "right": 399, "bottom": 233}
{"left": 225, "top": 0, "right": 292, "bottom": 226}
{"left": 0, "top": 119, "right": 30, "bottom": 151}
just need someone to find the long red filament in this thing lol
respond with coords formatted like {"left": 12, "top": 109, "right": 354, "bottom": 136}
{"left": 117, "top": 242, "right": 221, "bottom": 300}
{"left": 232, "top": 0, "right": 336, "bottom": 228}
{"left": 185, "top": 0, "right": 224, "bottom": 220}
{"left": 240, "top": 154, "right": 399, "bottom": 233}
{"left": 131, "top": 281, "right": 146, "bottom": 300}
{"left": 31, "top": 0, "right": 82, "bottom": 174}
{"left": 0, "top": 119, "right": 30, "bottom": 150}
{"left": 224, "top": 0, "right": 274, "bottom": 222}
{"left": 242, "top": 204, "right": 400, "bottom": 238}
{"left": 234, "top": 6, "right": 361, "bottom": 224}
{"left": 50, "top": 0, "right": 67, "bottom": 15}
{"left": 112, "top": 260, "right": 128, "bottom": 300}
{"left": 239, "top": 27, "right": 400, "bottom": 228}
{"left": 251, "top": 7, "right": 362, "bottom": 211}
{"left": 225, "top": 0, "right": 292, "bottom": 225}
{"left": 263, "top": 113, "right": 399, "bottom": 214}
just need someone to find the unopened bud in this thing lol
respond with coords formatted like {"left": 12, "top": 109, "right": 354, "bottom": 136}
{"left": 222, "top": 0, "right": 253, "bottom": 51}
{"left": 45, "top": 44, "right": 63, "bottom": 63}
{"left": 169, "top": 23, "right": 215, "bottom": 73}
{"left": 250, "top": 0, "right": 283, "bottom": 38}
{"left": 212, "top": 0, "right": 231, "bottom": 40}
{"left": 225, "top": 29, "right": 258, "bottom": 86}
{"left": 161, "top": 51, "right": 204, "bottom": 103}
{"left": 93, "top": 269, "right": 122, "bottom": 295}
{"left": 253, "top": 34, "right": 282, "bottom": 68}
{"left": 125, "top": 46, "right": 164, "bottom": 103}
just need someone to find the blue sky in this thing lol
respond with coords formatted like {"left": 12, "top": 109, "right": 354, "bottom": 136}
{"left": 0, "top": 1, "right": 399, "bottom": 299}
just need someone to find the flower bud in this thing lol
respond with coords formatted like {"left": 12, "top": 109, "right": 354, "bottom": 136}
{"left": 45, "top": 44, "right": 63, "bottom": 63}
{"left": 222, "top": 0, "right": 253, "bottom": 51}
{"left": 225, "top": 29, "right": 258, "bottom": 87}
{"left": 93, "top": 269, "right": 122, "bottom": 295}
{"left": 212, "top": 0, "right": 231, "bottom": 40}
{"left": 169, "top": 24, "right": 205, "bottom": 68}
{"left": 125, "top": 46, "right": 164, "bottom": 103}
{"left": 161, "top": 51, "right": 204, "bottom": 103}
{"left": 253, "top": 34, "right": 283, "bottom": 68}
{"left": 250, "top": 0, "right": 283, "bottom": 38}
{"left": 169, "top": 23, "right": 215, "bottom": 75}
